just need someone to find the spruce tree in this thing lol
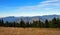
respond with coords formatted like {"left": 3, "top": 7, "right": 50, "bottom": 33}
{"left": 52, "top": 17, "right": 57, "bottom": 28}
{"left": 0, "top": 19, "right": 4, "bottom": 26}
{"left": 20, "top": 19, "right": 25, "bottom": 28}
{"left": 45, "top": 19, "right": 49, "bottom": 28}
{"left": 26, "top": 22, "right": 30, "bottom": 27}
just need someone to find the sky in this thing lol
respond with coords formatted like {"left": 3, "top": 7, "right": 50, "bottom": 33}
{"left": 0, "top": 0, "right": 60, "bottom": 17}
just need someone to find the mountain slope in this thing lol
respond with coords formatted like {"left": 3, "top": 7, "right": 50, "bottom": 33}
{"left": 0, "top": 15, "right": 60, "bottom": 23}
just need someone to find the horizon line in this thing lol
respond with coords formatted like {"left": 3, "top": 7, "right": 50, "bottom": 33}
{"left": 0, "top": 14, "right": 60, "bottom": 18}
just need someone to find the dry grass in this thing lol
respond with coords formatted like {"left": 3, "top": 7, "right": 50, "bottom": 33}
{"left": 0, "top": 27, "right": 60, "bottom": 35}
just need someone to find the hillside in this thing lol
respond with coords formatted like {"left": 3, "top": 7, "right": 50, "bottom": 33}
{"left": 0, "top": 15, "right": 60, "bottom": 23}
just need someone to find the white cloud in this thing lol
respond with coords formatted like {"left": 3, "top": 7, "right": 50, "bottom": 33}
{"left": 15, "top": 0, "right": 60, "bottom": 16}
{"left": 18, "top": 0, "right": 60, "bottom": 10}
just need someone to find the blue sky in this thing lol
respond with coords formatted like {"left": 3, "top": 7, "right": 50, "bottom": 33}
{"left": 0, "top": 0, "right": 60, "bottom": 17}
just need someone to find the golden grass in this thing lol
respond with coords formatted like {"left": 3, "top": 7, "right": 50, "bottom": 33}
{"left": 0, "top": 27, "right": 60, "bottom": 35}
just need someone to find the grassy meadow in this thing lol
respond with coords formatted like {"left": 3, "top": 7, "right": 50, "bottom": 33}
{"left": 0, "top": 27, "right": 60, "bottom": 35}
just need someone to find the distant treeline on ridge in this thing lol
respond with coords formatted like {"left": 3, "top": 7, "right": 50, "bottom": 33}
{"left": 0, "top": 17, "right": 60, "bottom": 28}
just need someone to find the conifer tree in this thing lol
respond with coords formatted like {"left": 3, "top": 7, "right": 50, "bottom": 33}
{"left": 45, "top": 19, "right": 49, "bottom": 28}
{"left": 52, "top": 17, "right": 57, "bottom": 28}
{"left": 0, "top": 19, "right": 4, "bottom": 26}
{"left": 20, "top": 19, "right": 25, "bottom": 28}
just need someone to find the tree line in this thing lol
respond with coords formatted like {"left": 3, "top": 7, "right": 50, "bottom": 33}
{"left": 0, "top": 17, "right": 60, "bottom": 28}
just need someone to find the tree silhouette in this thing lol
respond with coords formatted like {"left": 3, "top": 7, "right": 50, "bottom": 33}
{"left": 45, "top": 19, "right": 49, "bottom": 28}
{"left": 26, "top": 22, "right": 30, "bottom": 27}
{"left": 52, "top": 17, "right": 57, "bottom": 28}
{"left": 0, "top": 19, "right": 4, "bottom": 26}
{"left": 20, "top": 19, "right": 25, "bottom": 28}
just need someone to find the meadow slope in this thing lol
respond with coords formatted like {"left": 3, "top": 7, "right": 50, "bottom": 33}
{"left": 0, "top": 27, "right": 60, "bottom": 35}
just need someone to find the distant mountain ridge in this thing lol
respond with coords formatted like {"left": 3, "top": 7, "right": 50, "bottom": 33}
{"left": 0, "top": 15, "right": 60, "bottom": 23}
